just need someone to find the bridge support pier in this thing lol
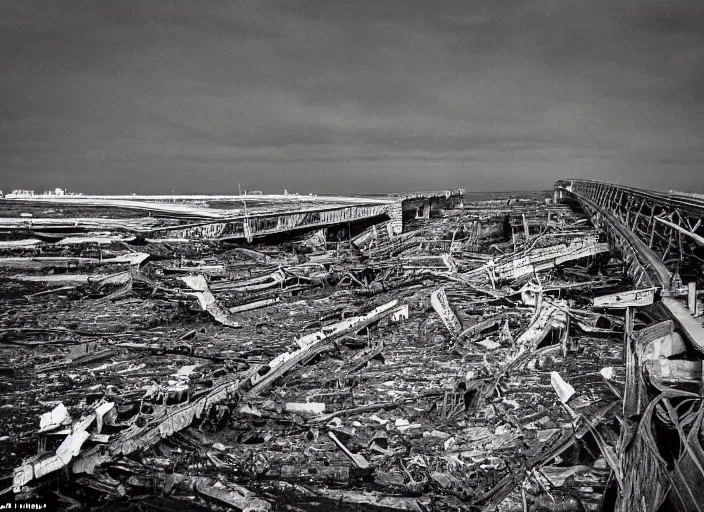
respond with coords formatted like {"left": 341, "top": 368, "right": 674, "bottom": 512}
{"left": 387, "top": 202, "right": 404, "bottom": 236}
{"left": 415, "top": 199, "right": 431, "bottom": 219}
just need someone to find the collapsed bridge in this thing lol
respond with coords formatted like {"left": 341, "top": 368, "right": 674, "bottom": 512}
{"left": 4, "top": 181, "right": 704, "bottom": 511}
{"left": 554, "top": 179, "right": 704, "bottom": 512}
{"left": 0, "top": 190, "right": 465, "bottom": 242}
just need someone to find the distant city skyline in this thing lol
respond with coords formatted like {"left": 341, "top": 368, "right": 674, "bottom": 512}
{"left": 2, "top": 1, "right": 704, "bottom": 194}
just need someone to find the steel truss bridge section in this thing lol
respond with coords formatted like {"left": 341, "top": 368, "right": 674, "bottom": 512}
{"left": 553, "top": 179, "right": 704, "bottom": 352}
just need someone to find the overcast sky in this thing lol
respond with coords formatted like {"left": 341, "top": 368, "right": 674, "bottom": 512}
{"left": 2, "top": 1, "right": 704, "bottom": 194}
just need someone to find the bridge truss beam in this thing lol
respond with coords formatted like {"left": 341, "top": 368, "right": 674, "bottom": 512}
{"left": 554, "top": 179, "right": 704, "bottom": 352}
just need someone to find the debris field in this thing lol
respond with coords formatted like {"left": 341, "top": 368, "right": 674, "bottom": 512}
{"left": 0, "top": 191, "right": 663, "bottom": 511}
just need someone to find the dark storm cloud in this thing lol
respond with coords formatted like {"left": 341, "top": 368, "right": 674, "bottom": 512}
{"left": 1, "top": 0, "right": 704, "bottom": 194}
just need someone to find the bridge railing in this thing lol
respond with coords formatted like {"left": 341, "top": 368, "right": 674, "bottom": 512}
{"left": 554, "top": 180, "right": 704, "bottom": 276}
{"left": 555, "top": 179, "right": 704, "bottom": 215}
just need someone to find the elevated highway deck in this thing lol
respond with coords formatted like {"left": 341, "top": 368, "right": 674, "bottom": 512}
{"left": 0, "top": 190, "right": 465, "bottom": 241}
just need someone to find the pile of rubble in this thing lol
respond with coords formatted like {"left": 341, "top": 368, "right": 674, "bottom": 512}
{"left": 0, "top": 191, "right": 678, "bottom": 510}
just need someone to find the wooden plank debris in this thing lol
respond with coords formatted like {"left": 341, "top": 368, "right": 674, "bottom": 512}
{"left": 328, "top": 431, "right": 370, "bottom": 469}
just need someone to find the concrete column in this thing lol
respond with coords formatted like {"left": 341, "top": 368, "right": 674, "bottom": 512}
{"left": 422, "top": 199, "right": 431, "bottom": 219}
{"left": 689, "top": 282, "right": 697, "bottom": 315}
{"left": 387, "top": 202, "right": 404, "bottom": 236}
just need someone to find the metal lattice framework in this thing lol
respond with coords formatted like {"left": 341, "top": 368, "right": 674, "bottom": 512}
{"left": 554, "top": 179, "right": 704, "bottom": 351}
{"left": 554, "top": 180, "right": 704, "bottom": 290}
{"left": 555, "top": 180, "right": 704, "bottom": 512}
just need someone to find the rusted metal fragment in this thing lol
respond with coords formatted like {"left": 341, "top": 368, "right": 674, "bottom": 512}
{"left": 458, "top": 313, "right": 508, "bottom": 340}
{"left": 593, "top": 287, "right": 657, "bottom": 308}
{"left": 0, "top": 252, "right": 148, "bottom": 269}
{"left": 82, "top": 369, "right": 256, "bottom": 462}
{"left": 230, "top": 247, "right": 270, "bottom": 261}
{"left": 431, "top": 288, "right": 462, "bottom": 339}
{"left": 228, "top": 297, "right": 280, "bottom": 313}
{"left": 179, "top": 275, "right": 240, "bottom": 328}
{"left": 513, "top": 299, "right": 567, "bottom": 359}
{"left": 247, "top": 299, "right": 405, "bottom": 396}
{"left": 196, "top": 479, "right": 271, "bottom": 511}
{"left": 0, "top": 239, "right": 42, "bottom": 249}
{"left": 462, "top": 237, "right": 609, "bottom": 283}
{"left": 14, "top": 414, "right": 95, "bottom": 492}
{"left": 211, "top": 268, "right": 287, "bottom": 292}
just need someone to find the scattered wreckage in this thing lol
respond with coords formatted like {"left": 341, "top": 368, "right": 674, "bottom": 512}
{"left": 0, "top": 188, "right": 703, "bottom": 511}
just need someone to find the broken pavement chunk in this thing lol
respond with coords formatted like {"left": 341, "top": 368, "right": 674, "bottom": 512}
{"left": 395, "top": 418, "right": 411, "bottom": 431}
{"left": 39, "top": 403, "right": 71, "bottom": 433}
{"left": 370, "top": 414, "right": 388, "bottom": 425}
{"left": 174, "top": 364, "right": 199, "bottom": 378}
